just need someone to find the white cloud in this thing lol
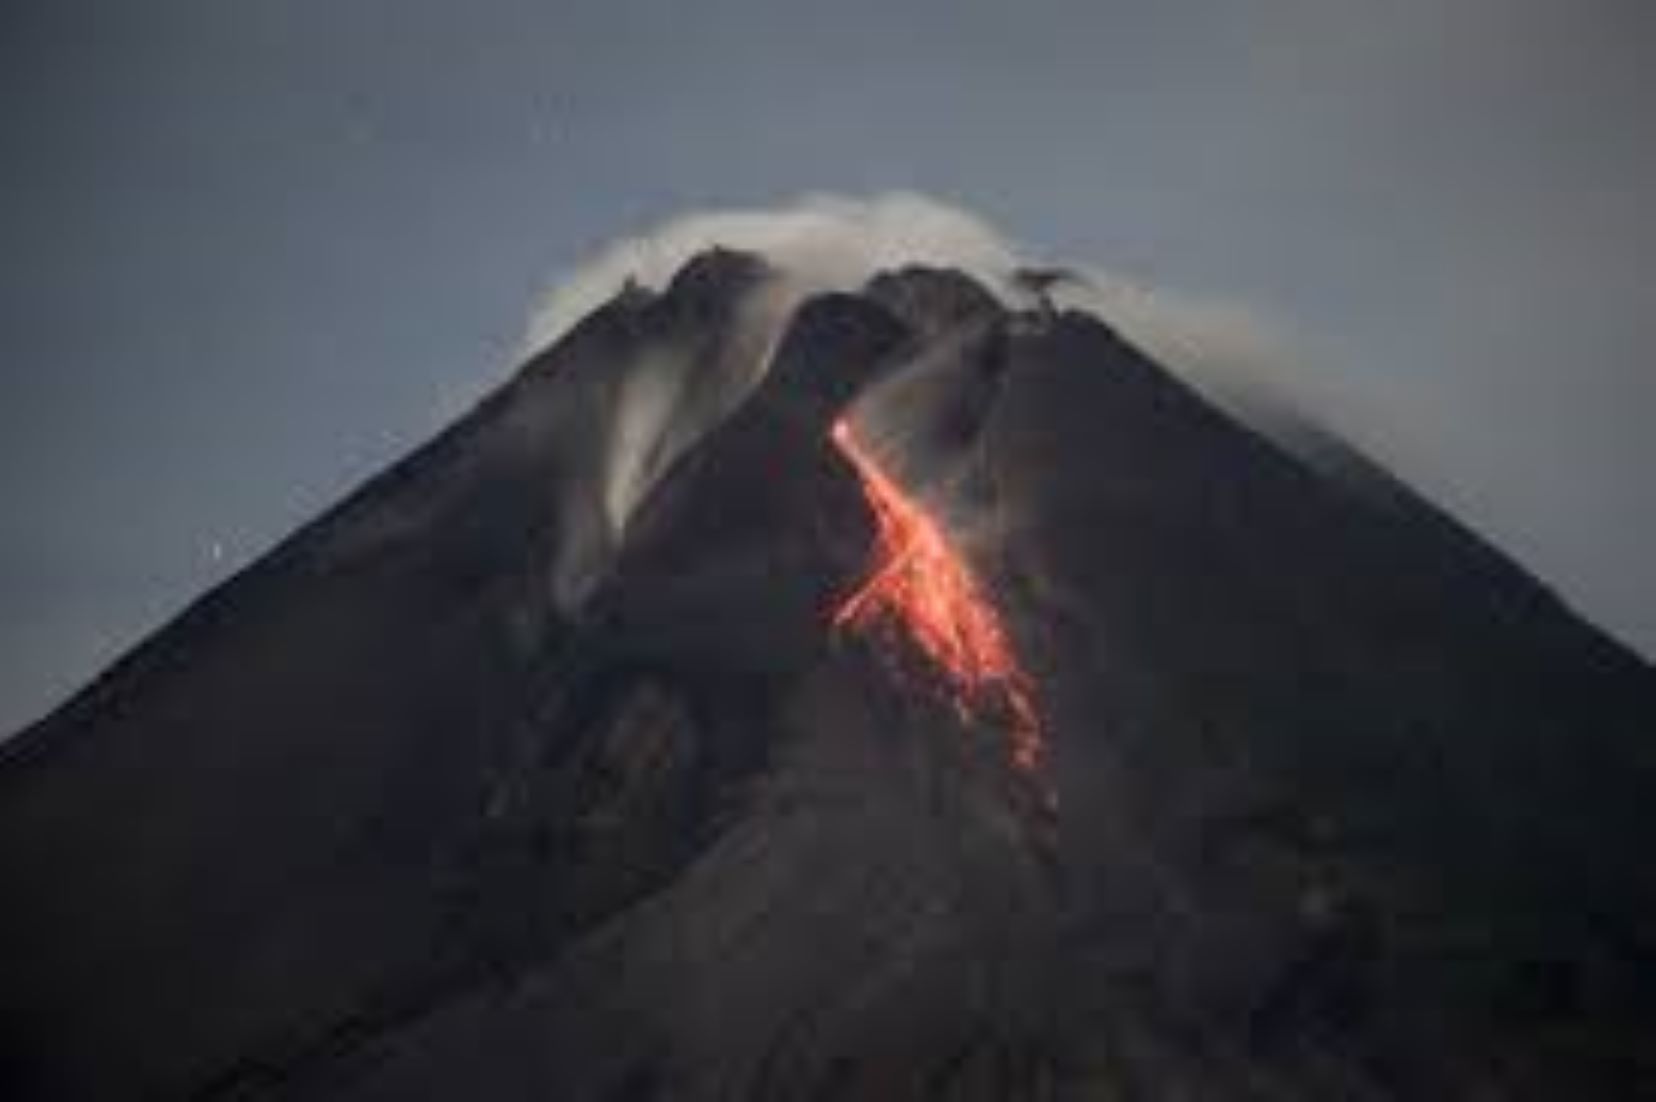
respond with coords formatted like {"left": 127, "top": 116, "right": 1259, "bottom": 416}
{"left": 527, "top": 192, "right": 1018, "bottom": 350}
{"left": 526, "top": 193, "right": 1314, "bottom": 429}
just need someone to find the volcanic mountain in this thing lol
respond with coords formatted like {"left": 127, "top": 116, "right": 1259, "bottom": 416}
{"left": 1, "top": 250, "right": 1651, "bottom": 1101}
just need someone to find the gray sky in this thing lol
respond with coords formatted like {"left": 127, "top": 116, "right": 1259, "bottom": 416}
{"left": 2, "top": 0, "right": 1653, "bottom": 732}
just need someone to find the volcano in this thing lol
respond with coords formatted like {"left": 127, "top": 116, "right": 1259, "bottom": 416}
{"left": 1, "top": 250, "right": 1651, "bottom": 1101}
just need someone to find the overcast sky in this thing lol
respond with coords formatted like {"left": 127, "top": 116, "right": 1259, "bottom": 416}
{"left": 2, "top": 0, "right": 1652, "bottom": 732}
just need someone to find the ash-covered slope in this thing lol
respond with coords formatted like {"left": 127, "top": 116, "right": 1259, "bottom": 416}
{"left": 1, "top": 252, "right": 1652, "bottom": 1102}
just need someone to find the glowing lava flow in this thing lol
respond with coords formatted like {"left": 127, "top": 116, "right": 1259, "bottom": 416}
{"left": 829, "top": 419, "right": 1044, "bottom": 774}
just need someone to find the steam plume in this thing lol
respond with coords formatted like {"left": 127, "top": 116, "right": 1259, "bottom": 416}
{"left": 527, "top": 193, "right": 1322, "bottom": 445}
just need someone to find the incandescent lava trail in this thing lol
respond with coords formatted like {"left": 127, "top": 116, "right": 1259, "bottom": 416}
{"left": 829, "top": 418, "right": 1044, "bottom": 775}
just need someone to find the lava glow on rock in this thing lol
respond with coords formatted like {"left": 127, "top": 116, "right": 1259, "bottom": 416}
{"left": 829, "top": 419, "right": 1044, "bottom": 774}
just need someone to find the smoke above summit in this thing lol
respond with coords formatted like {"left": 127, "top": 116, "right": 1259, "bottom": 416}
{"left": 528, "top": 194, "right": 1299, "bottom": 421}
{"left": 530, "top": 194, "right": 1016, "bottom": 345}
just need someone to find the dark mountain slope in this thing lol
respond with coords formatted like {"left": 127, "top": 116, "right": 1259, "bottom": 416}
{"left": 1, "top": 253, "right": 1651, "bottom": 1101}
{"left": 0, "top": 249, "right": 784, "bottom": 1099}
{"left": 984, "top": 310, "right": 1654, "bottom": 1096}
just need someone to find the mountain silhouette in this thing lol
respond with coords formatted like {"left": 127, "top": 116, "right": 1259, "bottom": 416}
{"left": 2, "top": 251, "right": 1651, "bottom": 1101}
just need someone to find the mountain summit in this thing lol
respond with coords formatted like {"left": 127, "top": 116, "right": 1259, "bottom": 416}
{"left": 2, "top": 252, "right": 1651, "bottom": 1101}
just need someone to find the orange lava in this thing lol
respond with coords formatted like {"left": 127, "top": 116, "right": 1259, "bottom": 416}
{"left": 829, "top": 419, "right": 1044, "bottom": 774}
